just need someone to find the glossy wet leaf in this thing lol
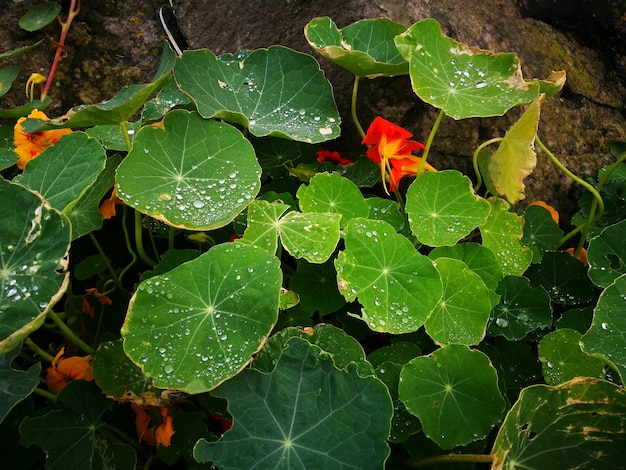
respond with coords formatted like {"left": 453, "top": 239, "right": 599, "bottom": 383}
{"left": 305, "top": 17, "right": 408, "bottom": 77}
{"left": 526, "top": 251, "right": 595, "bottom": 305}
{"left": 14, "top": 132, "right": 106, "bottom": 213}
{"left": 581, "top": 273, "right": 626, "bottom": 382}
{"left": 0, "top": 66, "right": 19, "bottom": 98}
{"left": 587, "top": 219, "right": 626, "bottom": 288}
{"left": 488, "top": 275, "right": 552, "bottom": 340}
{"left": 488, "top": 96, "right": 542, "bottom": 204}
{"left": 0, "top": 345, "right": 40, "bottom": 423}
{"left": 122, "top": 243, "right": 282, "bottom": 394}
{"left": 240, "top": 199, "right": 291, "bottom": 254}
{"left": 19, "top": 380, "right": 136, "bottom": 470}
{"left": 116, "top": 110, "right": 261, "bottom": 231}
{"left": 296, "top": 172, "right": 369, "bottom": 227}
{"left": 252, "top": 136, "right": 314, "bottom": 170}
{"left": 254, "top": 324, "right": 374, "bottom": 377}
{"left": 278, "top": 210, "right": 341, "bottom": 263}
{"left": 492, "top": 378, "right": 626, "bottom": 469}
{"left": 521, "top": 204, "right": 563, "bottom": 262}
{"left": 425, "top": 257, "right": 492, "bottom": 345}
{"left": 174, "top": 46, "right": 341, "bottom": 143}
{"left": 395, "top": 19, "right": 540, "bottom": 119}
{"left": 479, "top": 197, "right": 532, "bottom": 276}
{"left": 289, "top": 259, "right": 346, "bottom": 314}
{"left": 538, "top": 329, "right": 605, "bottom": 385}
{"left": 556, "top": 307, "right": 594, "bottom": 334}
{"left": 367, "top": 196, "right": 405, "bottom": 231}
{"left": 406, "top": 170, "right": 491, "bottom": 246}
{"left": 335, "top": 218, "right": 442, "bottom": 334}
{"left": 0, "top": 179, "right": 70, "bottom": 353}
{"left": 19, "top": 2, "right": 61, "bottom": 31}
{"left": 399, "top": 344, "right": 505, "bottom": 449}
{"left": 194, "top": 338, "right": 392, "bottom": 469}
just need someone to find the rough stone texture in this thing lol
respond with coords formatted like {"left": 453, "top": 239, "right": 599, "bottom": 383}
{"left": 2, "top": 0, "right": 625, "bottom": 221}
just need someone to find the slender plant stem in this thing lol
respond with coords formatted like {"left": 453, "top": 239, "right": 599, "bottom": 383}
{"left": 120, "top": 121, "right": 133, "bottom": 152}
{"left": 351, "top": 76, "right": 366, "bottom": 139}
{"left": 406, "top": 453, "right": 494, "bottom": 467}
{"left": 31, "top": 387, "right": 58, "bottom": 402}
{"left": 42, "top": 0, "right": 80, "bottom": 99}
{"left": 25, "top": 337, "right": 55, "bottom": 362}
{"left": 135, "top": 211, "right": 158, "bottom": 267}
{"left": 471, "top": 137, "right": 504, "bottom": 192}
{"left": 417, "top": 109, "right": 445, "bottom": 175}
{"left": 168, "top": 226, "right": 176, "bottom": 250}
{"left": 46, "top": 310, "right": 96, "bottom": 356}
{"left": 119, "top": 206, "right": 138, "bottom": 285}
{"left": 89, "top": 232, "right": 123, "bottom": 290}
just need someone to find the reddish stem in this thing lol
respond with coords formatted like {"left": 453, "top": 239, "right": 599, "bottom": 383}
{"left": 42, "top": 0, "right": 80, "bottom": 99}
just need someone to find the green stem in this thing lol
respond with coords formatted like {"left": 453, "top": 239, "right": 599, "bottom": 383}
{"left": 135, "top": 210, "right": 157, "bottom": 267}
{"left": 120, "top": 121, "right": 133, "bottom": 152}
{"left": 89, "top": 232, "right": 123, "bottom": 290}
{"left": 168, "top": 226, "right": 176, "bottom": 251}
{"left": 406, "top": 453, "right": 494, "bottom": 467}
{"left": 25, "top": 337, "right": 55, "bottom": 362}
{"left": 417, "top": 109, "right": 445, "bottom": 175}
{"left": 119, "top": 206, "right": 138, "bottom": 285}
{"left": 46, "top": 310, "right": 96, "bottom": 356}
{"left": 472, "top": 137, "right": 504, "bottom": 192}
{"left": 351, "top": 76, "right": 366, "bottom": 139}
{"left": 32, "top": 387, "right": 58, "bottom": 402}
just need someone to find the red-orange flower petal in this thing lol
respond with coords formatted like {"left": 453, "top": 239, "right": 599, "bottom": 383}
{"left": 13, "top": 110, "right": 72, "bottom": 170}
{"left": 99, "top": 188, "right": 125, "bottom": 220}
{"left": 317, "top": 149, "right": 352, "bottom": 166}
{"left": 46, "top": 348, "right": 94, "bottom": 394}
{"left": 388, "top": 156, "right": 437, "bottom": 192}
{"left": 155, "top": 408, "right": 175, "bottom": 447}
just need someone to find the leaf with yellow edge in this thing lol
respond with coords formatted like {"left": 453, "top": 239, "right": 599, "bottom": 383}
{"left": 488, "top": 95, "right": 544, "bottom": 204}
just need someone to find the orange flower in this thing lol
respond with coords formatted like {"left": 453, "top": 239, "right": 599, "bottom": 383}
{"left": 13, "top": 109, "right": 72, "bottom": 170}
{"left": 131, "top": 404, "right": 176, "bottom": 447}
{"left": 46, "top": 347, "right": 94, "bottom": 394}
{"left": 362, "top": 117, "right": 435, "bottom": 192}
{"left": 529, "top": 200, "right": 559, "bottom": 225}
{"left": 99, "top": 187, "right": 125, "bottom": 220}
{"left": 566, "top": 247, "right": 588, "bottom": 265}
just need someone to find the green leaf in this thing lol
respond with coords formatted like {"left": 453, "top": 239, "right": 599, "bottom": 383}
{"left": 122, "top": 243, "right": 282, "bottom": 394}
{"left": 278, "top": 210, "right": 342, "bottom": 263}
{"left": 335, "top": 218, "right": 442, "bottom": 334}
{"left": 251, "top": 135, "right": 315, "bottom": 170}
{"left": 305, "top": 17, "right": 409, "bottom": 77}
{"left": 289, "top": 259, "right": 346, "bottom": 314}
{"left": 487, "top": 275, "right": 552, "bottom": 340}
{"left": 488, "top": 95, "right": 543, "bottom": 204}
{"left": 194, "top": 338, "right": 392, "bottom": 469}
{"left": 19, "top": 2, "right": 61, "bottom": 31}
{"left": 538, "top": 329, "right": 605, "bottom": 385}
{"left": 0, "top": 179, "right": 70, "bottom": 353}
{"left": 0, "top": 96, "right": 51, "bottom": 119}
{"left": 14, "top": 132, "right": 107, "bottom": 213}
{"left": 399, "top": 344, "right": 505, "bottom": 449}
{"left": 116, "top": 110, "right": 261, "bottom": 231}
{"left": 0, "top": 66, "right": 19, "bottom": 98}
{"left": 367, "top": 196, "right": 405, "bottom": 232}
{"left": 395, "top": 19, "right": 541, "bottom": 119}
{"left": 240, "top": 199, "right": 291, "bottom": 254}
{"left": 492, "top": 378, "right": 626, "bottom": 469}
{"left": 424, "top": 257, "right": 492, "bottom": 345}
{"left": 0, "top": 40, "right": 44, "bottom": 60}
{"left": 85, "top": 121, "right": 141, "bottom": 151}
{"left": 406, "top": 170, "right": 491, "bottom": 246}
{"left": 581, "top": 273, "right": 626, "bottom": 383}
{"left": 0, "top": 345, "right": 40, "bottom": 423}
{"left": 175, "top": 47, "right": 341, "bottom": 143}
{"left": 296, "top": 172, "right": 369, "bottom": 227}
{"left": 521, "top": 204, "right": 563, "bottom": 262}
{"left": 587, "top": 219, "right": 626, "bottom": 288}
{"left": 479, "top": 197, "right": 533, "bottom": 276}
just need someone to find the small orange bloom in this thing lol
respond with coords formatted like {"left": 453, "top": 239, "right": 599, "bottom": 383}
{"left": 566, "top": 247, "right": 588, "bottom": 265}
{"left": 99, "top": 188, "right": 125, "bottom": 220}
{"left": 529, "top": 200, "right": 559, "bottom": 225}
{"left": 362, "top": 117, "right": 435, "bottom": 192}
{"left": 131, "top": 404, "right": 176, "bottom": 447}
{"left": 46, "top": 347, "right": 94, "bottom": 394}
{"left": 13, "top": 109, "right": 72, "bottom": 170}
{"left": 81, "top": 296, "right": 96, "bottom": 318}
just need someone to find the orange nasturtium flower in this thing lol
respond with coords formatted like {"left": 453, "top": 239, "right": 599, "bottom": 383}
{"left": 99, "top": 187, "right": 125, "bottom": 220}
{"left": 13, "top": 109, "right": 72, "bottom": 170}
{"left": 131, "top": 404, "right": 176, "bottom": 447}
{"left": 362, "top": 116, "right": 436, "bottom": 192}
{"left": 46, "top": 347, "right": 94, "bottom": 394}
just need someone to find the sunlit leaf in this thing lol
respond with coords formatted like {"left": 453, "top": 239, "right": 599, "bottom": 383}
{"left": 488, "top": 95, "right": 543, "bottom": 204}
{"left": 116, "top": 110, "right": 261, "bottom": 231}
{"left": 399, "top": 344, "right": 505, "bottom": 449}
{"left": 240, "top": 199, "right": 291, "bottom": 254}
{"left": 122, "top": 243, "right": 282, "bottom": 394}
{"left": 366, "top": 196, "right": 405, "bottom": 232}
{"left": 174, "top": 47, "right": 341, "bottom": 143}
{"left": 395, "top": 19, "right": 541, "bottom": 119}
{"left": 406, "top": 170, "right": 491, "bottom": 246}
{"left": 278, "top": 211, "right": 341, "bottom": 263}
{"left": 305, "top": 17, "right": 408, "bottom": 77}
{"left": 194, "top": 338, "right": 392, "bottom": 469}
{"left": 492, "top": 378, "right": 626, "bottom": 469}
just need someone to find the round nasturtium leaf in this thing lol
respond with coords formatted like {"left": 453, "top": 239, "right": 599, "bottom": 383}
{"left": 581, "top": 273, "right": 626, "bottom": 383}
{"left": 240, "top": 199, "right": 291, "bottom": 254}
{"left": 587, "top": 219, "right": 626, "bottom": 288}
{"left": 538, "top": 329, "right": 605, "bottom": 385}
{"left": 289, "top": 259, "right": 346, "bottom": 314}
{"left": 116, "top": 110, "right": 261, "bottom": 231}
{"left": 394, "top": 18, "right": 540, "bottom": 119}
{"left": 399, "top": 344, "right": 505, "bottom": 449}
{"left": 305, "top": 17, "right": 409, "bottom": 77}
{"left": 19, "top": 2, "right": 62, "bottom": 32}
{"left": 121, "top": 243, "right": 282, "bottom": 394}
{"left": 194, "top": 338, "right": 392, "bottom": 469}
{"left": 335, "top": 218, "right": 442, "bottom": 334}
{"left": 278, "top": 210, "right": 341, "bottom": 263}
{"left": 521, "top": 204, "right": 563, "bottom": 263}
{"left": 0, "top": 179, "right": 70, "bottom": 353}
{"left": 424, "top": 257, "right": 492, "bottom": 346}
{"left": 492, "top": 378, "right": 626, "bottom": 469}
{"left": 406, "top": 170, "right": 491, "bottom": 247}
{"left": 174, "top": 46, "right": 341, "bottom": 143}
